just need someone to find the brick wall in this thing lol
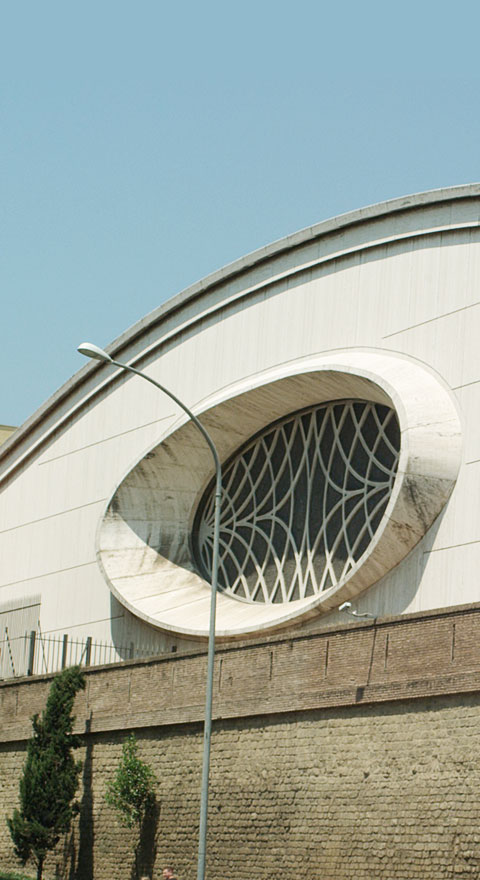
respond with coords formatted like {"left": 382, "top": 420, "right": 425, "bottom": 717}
{"left": 2, "top": 602, "right": 480, "bottom": 879}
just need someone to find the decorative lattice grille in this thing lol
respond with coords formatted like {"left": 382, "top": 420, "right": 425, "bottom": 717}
{"left": 192, "top": 400, "right": 400, "bottom": 604}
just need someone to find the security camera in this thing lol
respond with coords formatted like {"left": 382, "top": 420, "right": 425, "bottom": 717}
{"left": 339, "top": 601, "right": 375, "bottom": 619}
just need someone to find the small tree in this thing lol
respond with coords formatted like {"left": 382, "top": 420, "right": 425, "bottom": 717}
{"left": 105, "top": 733, "right": 156, "bottom": 829}
{"left": 7, "top": 666, "right": 86, "bottom": 880}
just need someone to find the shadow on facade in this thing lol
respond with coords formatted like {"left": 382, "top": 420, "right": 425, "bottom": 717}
{"left": 74, "top": 716, "right": 94, "bottom": 880}
{"left": 109, "top": 594, "right": 174, "bottom": 660}
{"left": 132, "top": 798, "right": 161, "bottom": 880}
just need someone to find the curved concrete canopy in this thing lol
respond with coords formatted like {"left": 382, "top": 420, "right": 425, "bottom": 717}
{"left": 97, "top": 350, "right": 462, "bottom": 640}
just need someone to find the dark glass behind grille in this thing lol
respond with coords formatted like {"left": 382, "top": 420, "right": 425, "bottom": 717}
{"left": 192, "top": 400, "right": 400, "bottom": 604}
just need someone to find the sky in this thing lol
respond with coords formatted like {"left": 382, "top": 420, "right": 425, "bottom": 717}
{"left": 2, "top": 0, "right": 480, "bottom": 428}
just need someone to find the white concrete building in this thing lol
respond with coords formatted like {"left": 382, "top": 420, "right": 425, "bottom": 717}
{"left": 1, "top": 184, "right": 479, "bottom": 674}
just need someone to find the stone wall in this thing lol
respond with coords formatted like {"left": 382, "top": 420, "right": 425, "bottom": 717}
{"left": 3, "top": 603, "right": 480, "bottom": 879}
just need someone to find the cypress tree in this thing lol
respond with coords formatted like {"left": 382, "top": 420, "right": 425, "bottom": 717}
{"left": 7, "top": 665, "right": 86, "bottom": 880}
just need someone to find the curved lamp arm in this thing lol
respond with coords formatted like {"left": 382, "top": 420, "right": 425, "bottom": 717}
{"left": 78, "top": 342, "right": 221, "bottom": 880}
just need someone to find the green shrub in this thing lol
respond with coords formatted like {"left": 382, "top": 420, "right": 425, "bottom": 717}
{"left": 0, "top": 873, "right": 36, "bottom": 880}
{"left": 105, "top": 733, "right": 156, "bottom": 829}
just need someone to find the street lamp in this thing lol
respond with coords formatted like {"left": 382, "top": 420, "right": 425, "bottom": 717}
{"left": 78, "top": 342, "right": 221, "bottom": 880}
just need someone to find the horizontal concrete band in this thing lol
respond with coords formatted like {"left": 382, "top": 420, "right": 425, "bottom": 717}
{"left": 2, "top": 601, "right": 480, "bottom": 743}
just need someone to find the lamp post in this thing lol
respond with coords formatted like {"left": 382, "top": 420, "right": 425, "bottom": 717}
{"left": 78, "top": 342, "right": 221, "bottom": 880}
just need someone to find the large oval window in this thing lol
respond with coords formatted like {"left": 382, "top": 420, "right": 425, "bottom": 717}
{"left": 192, "top": 400, "right": 400, "bottom": 604}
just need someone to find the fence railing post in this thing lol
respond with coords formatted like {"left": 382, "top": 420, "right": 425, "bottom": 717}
{"left": 13, "top": 631, "right": 159, "bottom": 678}
{"left": 27, "top": 631, "right": 36, "bottom": 676}
{"left": 61, "top": 634, "right": 68, "bottom": 669}
{"left": 5, "top": 628, "right": 16, "bottom": 677}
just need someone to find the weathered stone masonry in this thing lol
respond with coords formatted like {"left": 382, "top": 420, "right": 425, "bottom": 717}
{"left": 3, "top": 602, "right": 480, "bottom": 879}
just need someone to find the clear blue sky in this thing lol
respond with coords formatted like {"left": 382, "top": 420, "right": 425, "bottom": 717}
{"left": 2, "top": 1, "right": 480, "bottom": 427}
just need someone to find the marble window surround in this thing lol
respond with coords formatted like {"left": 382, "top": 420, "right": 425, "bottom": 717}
{"left": 97, "top": 350, "right": 462, "bottom": 640}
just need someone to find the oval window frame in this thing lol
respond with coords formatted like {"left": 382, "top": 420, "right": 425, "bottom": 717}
{"left": 96, "top": 350, "right": 462, "bottom": 640}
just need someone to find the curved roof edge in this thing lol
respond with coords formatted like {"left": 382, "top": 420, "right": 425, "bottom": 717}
{"left": 2, "top": 182, "right": 480, "bottom": 466}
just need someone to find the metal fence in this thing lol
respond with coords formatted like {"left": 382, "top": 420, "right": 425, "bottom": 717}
{"left": 0, "top": 628, "right": 165, "bottom": 680}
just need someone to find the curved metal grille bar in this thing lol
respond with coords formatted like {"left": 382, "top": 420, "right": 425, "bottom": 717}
{"left": 193, "top": 400, "right": 400, "bottom": 604}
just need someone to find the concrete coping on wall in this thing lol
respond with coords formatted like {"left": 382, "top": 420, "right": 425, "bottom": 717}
{"left": 0, "top": 599, "right": 474, "bottom": 686}
{"left": 2, "top": 598, "right": 480, "bottom": 690}
{"left": 3, "top": 599, "right": 480, "bottom": 745}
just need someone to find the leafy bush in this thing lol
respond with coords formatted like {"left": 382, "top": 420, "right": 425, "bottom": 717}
{"left": 0, "top": 872, "right": 36, "bottom": 880}
{"left": 105, "top": 733, "right": 156, "bottom": 829}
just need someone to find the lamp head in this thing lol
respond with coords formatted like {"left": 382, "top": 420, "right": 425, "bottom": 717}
{"left": 77, "top": 342, "right": 113, "bottom": 363}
